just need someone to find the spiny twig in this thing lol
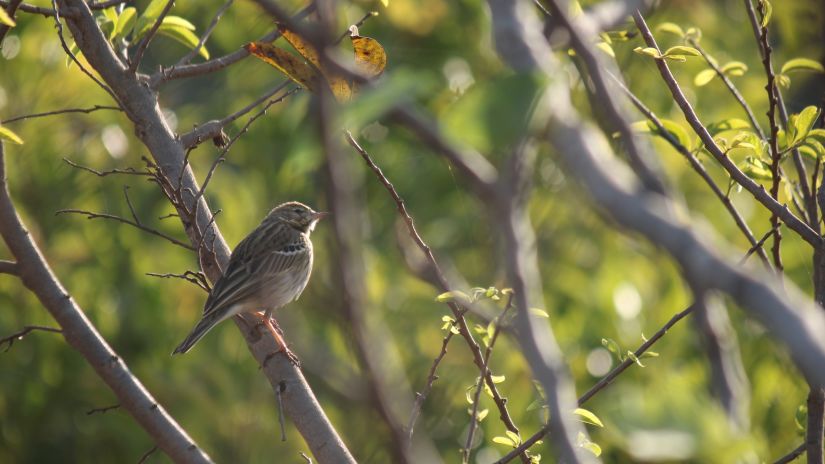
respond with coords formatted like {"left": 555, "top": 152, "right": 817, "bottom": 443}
{"left": 0, "top": 325, "right": 62, "bottom": 352}
{"left": 57, "top": 209, "right": 195, "bottom": 250}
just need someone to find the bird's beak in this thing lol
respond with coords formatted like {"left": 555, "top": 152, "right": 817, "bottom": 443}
{"left": 312, "top": 211, "right": 329, "bottom": 221}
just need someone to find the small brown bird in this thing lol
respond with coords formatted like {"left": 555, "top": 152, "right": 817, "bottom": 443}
{"left": 173, "top": 201, "right": 326, "bottom": 359}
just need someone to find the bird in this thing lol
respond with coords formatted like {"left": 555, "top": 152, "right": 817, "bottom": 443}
{"left": 172, "top": 201, "right": 327, "bottom": 361}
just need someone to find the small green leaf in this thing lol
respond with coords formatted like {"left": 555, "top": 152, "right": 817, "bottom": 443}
{"left": 759, "top": 0, "right": 772, "bottom": 28}
{"left": 655, "top": 22, "right": 684, "bottom": 37}
{"left": 684, "top": 27, "right": 702, "bottom": 42}
{"left": 0, "top": 8, "right": 15, "bottom": 27}
{"left": 526, "top": 399, "right": 545, "bottom": 412}
{"left": 720, "top": 61, "right": 748, "bottom": 76}
{"left": 795, "top": 404, "right": 808, "bottom": 432}
{"left": 576, "top": 431, "right": 602, "bottom": 456}
{"left": 741, "top": 156, "right": 772, "bottom": 180}
{"left": 529, "top": 307, "right": 550, "bottom": 318}
{"left": 573, "top": 408, "right": 604, "bottom": 427}
{"left": 776, "top": 73, "right": 791, "bottom": 88}
{"left": 694, "top": 69, "right": 717, "bottom": 87}
{"left": 633, "top": 47, "right": 661, "bottom": 59}
{"left": 663, "top": 45, "right": 700, "bottom": 58}
{"left": 113, "top": 7, "right": 137, "bottom": 43}
{"left": 490, "top": 375, "right": 506, "bottom": 384}
{"left": 640, "top": 351, "right": 659, "bottom": 358}
{"left": 477, "top": 408, "right": 489, "bottom": 421}
{"left": 781, "top": 58, "right": 824, "bottom": 75}
{"left": 161, "top": 15, "right": 196, "bottom": 31}
{"left": 157, "top": 25, "right": 209, "bottom": 59}
{"left": 707, "top": 118, "right": 751, "bottom": 135}
{"left": 0, "top": 125, "right": 24, "bottom": 145}
{"left": 799, "top": 144, "right": 820, "bottom": 160}
{"left": 595, "top": 42, "right": 615, "bottom": 58}
{"left": 436, "top": 290, "right": 470, "bottom": 304}
{"left": 505, "top": 430, "right": 522, "bottom": 445}
{"left": 601, "top": 338, "right": 620, "bottom": 355}
{"left": 791, "top": 106, "right": 821, "bottom": 144}
{"left": 493, "top": 436, "right": 516, "bottom": 447}
{"left": 807, "top": 129, "right": 825, "bottom": 144}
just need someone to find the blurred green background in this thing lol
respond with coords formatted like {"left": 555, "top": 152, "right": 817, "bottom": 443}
{"left": 1, "top": 0, "right": 823, "bottom": 462}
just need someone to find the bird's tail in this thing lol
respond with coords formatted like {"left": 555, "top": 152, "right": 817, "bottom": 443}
{"left": 172, "top": 312, "right": 223, "bottom": 355}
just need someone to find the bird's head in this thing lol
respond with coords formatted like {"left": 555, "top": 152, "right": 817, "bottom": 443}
{"left": 270, "top": 201, "right": 328, "bottom": 233}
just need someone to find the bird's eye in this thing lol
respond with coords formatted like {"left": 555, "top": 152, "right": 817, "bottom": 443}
{"left": 293, "top": 208, "right": 303, "bottom": 214}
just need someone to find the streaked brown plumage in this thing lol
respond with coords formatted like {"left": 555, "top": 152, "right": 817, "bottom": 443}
{"left": 173, "top": 201, "right": 326, "bottom": 355}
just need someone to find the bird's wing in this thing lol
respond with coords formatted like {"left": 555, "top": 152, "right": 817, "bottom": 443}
{"left": 201, "top": 224, "right": 306, "bottom": 318}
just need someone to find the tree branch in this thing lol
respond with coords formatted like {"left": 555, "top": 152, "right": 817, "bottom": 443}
{"left": 633, "top": 12, "right": 821, "bottom": 247}
{"left": 0, "top": 143, "right": 213, "bottom": 463}
{"left": 0, "top": 324, "right": 62, "bottom": 351}
{"left": 1, "top": 105, "right": 122, "bottom": 124}
{"left": 128, "top": 0, "right": 174, "bottom": 73}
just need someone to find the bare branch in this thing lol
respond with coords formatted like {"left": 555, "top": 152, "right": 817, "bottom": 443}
{"left": 0, "top": 0, "right": 58, "bottom": 17}
{"left": 633, "top": 13, "right": 821, "bottom": 247}
{"left": 151, "top": 4, "right": 315, "bottom": 86}
{"left": 137, "top": 446, "right": 158, "bottom": 464}
{"left": 63, "top": 158, "right": 150, "bottom": 177}
{"left": 0, "top": 143, "right": 212, "bottom": 463}
{"left": 146, "top": 271, "right": 210, "bottom": 293}
{"left": 774, "top": 443, "right": 806, "bottom": 464}
{"left": 179, "top": 80, "right": 290, "bottom": 149}
{"left": 407, "top": 327, "right": 454, "bottom": 443}
{"left": 86, "top": 403, "right": 121, "bottom": 415}
{"left": 129, "top": 0, "right": 174, "bottom": 73}
{"left": 0, "top": 325, "right": 62, "bottom": 351}
{"left": 1, "top": 105, "right": 122, "bottom": 124}
{"left": 56, "top": 208, "right": 195, "bottom": 250}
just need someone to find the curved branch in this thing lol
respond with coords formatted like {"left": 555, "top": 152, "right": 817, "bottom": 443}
{"left": 0, "top": 143, "right": 213, "bottom": 463}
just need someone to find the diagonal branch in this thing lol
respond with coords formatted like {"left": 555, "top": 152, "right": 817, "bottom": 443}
{"left": 1, "top": 105, "right": 122, "bottom": 124}
{"left": 633, "top": 13, "right": 821, "bottom": 247}
{"left": 129, "top": 0, "right": 174, "bottom": 73}
{"left": 0, "top": 143, "right": 213, "bottom": 463}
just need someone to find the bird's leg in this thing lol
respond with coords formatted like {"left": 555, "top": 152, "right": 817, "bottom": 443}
{"left": 259, "top": 309, "right": 299, "bottom": 366}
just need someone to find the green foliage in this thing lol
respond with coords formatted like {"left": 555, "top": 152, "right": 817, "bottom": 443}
{"left": 0, "top": 0, "right": 823, "bottom": 462}
{"left": 0, "top": 124, "right": 23, "bottom": 144}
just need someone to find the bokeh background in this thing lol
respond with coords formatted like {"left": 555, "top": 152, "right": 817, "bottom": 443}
{"left": 1, "top": 0, "right": 824, "bottom": 462}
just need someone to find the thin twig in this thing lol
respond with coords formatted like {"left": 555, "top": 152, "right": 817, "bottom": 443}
{"left": 1, "top": 105, "right": 122, "bottom": 124}
{"left": 345, "top": 132, "right": 529, "bottom": 462}
{"left": 51, "top": 0, "right": 120, "bottom": 105}
{"left": 464, "top": 295, "right": 513, "bottom": 463}
{"left": 129, "top": 0, "right": 175, "bottom": 73}
{"left": 151, "top": 4, "right": 315, "bottom": 86}
{"left": 86, "top": 403, "right": 121, "bottom": 415}
{"left": 0, "top": 0, "right": 24, "bottom": 44}
{"left": 57, "top": 209, "right": 195, "bottom": 250}
{"left": 0, "top": 325, "right": 62, "bottom": 351}
{"left": 739, "top": 225, "right": 781, "bottom": 265}
{"left": 688, "top": 39, "right": 765, "bottom": 140}
{"left": 146, "top": 271, "right": 210, "bottom": 292}
{"left": 174, "top": 0, "right": 232, "bottom": 67}
{"left": 407, "top": 327, "right": 455, "bottom": 443}
{"left": 137, "top": 446, "right": 158, "bottom": 464}
{"left": 774, "top": 443, "right": 806, "bottom": 464}
{"left": 63, "top": 158, "right": 150, "bottom": 177}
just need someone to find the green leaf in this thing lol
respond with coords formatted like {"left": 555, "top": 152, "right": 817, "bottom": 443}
{"left": 505, "top": 430, "right": 522, "bottom": 445}
{"left": 707, "top": 118, "right": 751, "bottom": 136}
{"left": 640, "top": 351, "right": 659, "bottom": 358}
{"left": 101, "top": 7, "right": 118, "bottom": 24}
{"left": 573, "top": 408, "right": 604, "bottom": 427}
{"left": 576, "top": 431, "right": 602, "bottom": 456}
{"left": 776, "top": 73, "right": 791, "bottom": 88}
{"left": 526, "top": 399, "right": 545, "bottom": 412}
{"left": 529, "top": 307, "right": 550, "bottom": 318}
{"left": 781, "top": 58, "right": 824, "bottom": 75}
{"left": 655, "top": 22, "right": 684, "bottom": 37}
{"left": 790, "top": 106, "right": 821, "bottom": 145}
{"left": 134, "top": 0, "right": 170, "bottom": 39}
{"left": 157, "top": 25, "right": 209, "bottom": 59}
{"left": 595, "top": 42, "right": 615, "bottom": 58}
{"left": 0, "top": 8, "right": 15, "bottom": 27}
{"left": 741, "top": 156, "right": 772, "bottom": 180}
{"left": 161, "top": 15, "right": 196, "bottom": 31}
{"left": 633, "top": 47, "right": 661, "bottom": 59}
{"left": 601, "top": 338, "right": 620, "bottom": 355}
{"left": 493, "top": 436, "right": 516, "bottom": 447}
{"left": 759, "top": 0, "right": 772, "bottom": 28}
{"left": 720, "top": 61, "right": 748, "bottom": 76}
{"left": 799, "top": 144, "right": 820, "bottom": 160}
{"left": 684, "top": 27, "right": 702, "bottom": 42}
{"left": 0, "top": 125, "right": 24, "bottom": 145}
{"left": 113, "top": 7, "right": 137, "bottom": 43}
{"left": 808, "top": 129, "right": 825, "bottom": 143}
{"left": 490, "top": 375, "right": 505, "bottom": 384}
{"left": 436, "top": 290, "right": 470, "bottom": 304}
{"left": 694, "top": 69, "right": 716, "bottom": 87}
{"left": 663, "top": 46, "right": 700, "bottom": 58}
{"left": 476, "top": 408, "right": 489, "bottom": 421}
